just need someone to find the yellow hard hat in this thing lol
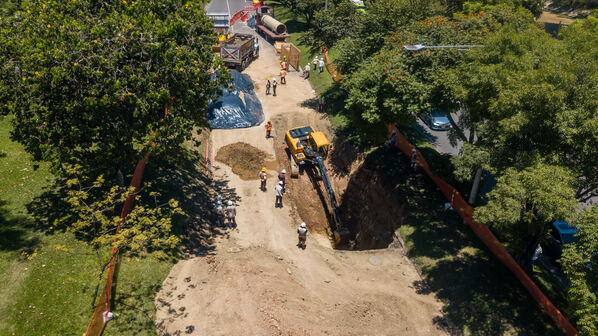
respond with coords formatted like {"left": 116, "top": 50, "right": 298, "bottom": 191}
{"left": 261, "top": 167, "right": 267, "bottom": 172}
{"left": 267, "top": 78, "right": 270, "bottom": 80}
{"left": 267, "top": 119, "right": 271, "bottom": 122}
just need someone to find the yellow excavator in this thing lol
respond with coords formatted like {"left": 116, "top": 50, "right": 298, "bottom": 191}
{"left": 285, "top": 126, "right": 349, "bottom": 243}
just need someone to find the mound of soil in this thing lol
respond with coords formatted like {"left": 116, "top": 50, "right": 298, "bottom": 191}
{"left": 216, "top": 142, "right": 276, "bottom": 180}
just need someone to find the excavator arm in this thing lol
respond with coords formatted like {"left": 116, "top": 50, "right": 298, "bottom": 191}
{"left": 303, "top": 147, "right": 342, "bottom": 232}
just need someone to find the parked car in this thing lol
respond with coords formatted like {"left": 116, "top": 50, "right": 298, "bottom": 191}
{"left": 421, "top": 109, "right": 451, "bottom": 131}
{"left": 541, "top": 221, "right": 579, "bottom": 259}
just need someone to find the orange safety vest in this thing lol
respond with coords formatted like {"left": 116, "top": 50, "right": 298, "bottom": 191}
{"left": 266, "top": 123, "right": 272, "bottom": 131}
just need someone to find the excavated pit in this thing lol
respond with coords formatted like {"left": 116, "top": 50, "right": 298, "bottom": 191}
{"left": 336, "top": 149, "right": 408, "bottom": 250}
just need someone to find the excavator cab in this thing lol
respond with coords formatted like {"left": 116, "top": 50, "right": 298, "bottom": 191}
{"left": 308, "top": 131, "right": 329, "bottom": 159}
{"left": 285, "top": 126, "right": 330, "bottom": 173}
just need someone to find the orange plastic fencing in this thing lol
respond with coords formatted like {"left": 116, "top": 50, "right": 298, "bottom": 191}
{"left": 322, "top": 47, "right": 342, "bottom": 83}
{"left": 84, "top": 152, "right": 151, "bottom": 336}
{"left": 386, "top": 124, "right": 577, "bottom": 336}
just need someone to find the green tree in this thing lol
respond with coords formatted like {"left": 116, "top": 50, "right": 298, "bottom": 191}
{"left": 294, "top": 0, "right": 326, "bottom": 26}
{"left": 64, "top": 166, "right": 182, "bottom": 300}
{"left": 342, "top": 7, "right": 526, "bottom": 136}
{"left": 447, "top": 21, "right": 598, "bottom": 202}
{"left": 335, "top": 0, "right": 443, "bottom": 75}
{"left": 560, "top": 206, "right": 598, "bottom": 336}
{"left": 299, "top": 0, "right": 360, "bottom": 53}
{"left": 475, "top": 164, "right": 578, "bottom": 272}
{"left": 0, "top": 0, "right": 227, "bottom": 181}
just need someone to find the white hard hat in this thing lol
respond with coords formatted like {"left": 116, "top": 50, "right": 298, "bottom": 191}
{"left": 216, "top": 200, "right": 221, "bottom": 205}
{"left": 279, "top": 181, "right": 284, "bottom": 185}
{"left": 300, "top": 222, "right": 306, "bottom": 228}
{"left": 217, "top": 195, "right": 222, "bottom": 200}
{"left": 228, "top": 200, "right": 233, "bottom": 206}
{"left": 281, "top": 169, "right": 286, "bottom": 174}
{"left": 412, "top": 148, "right": 416, "bottom": 152}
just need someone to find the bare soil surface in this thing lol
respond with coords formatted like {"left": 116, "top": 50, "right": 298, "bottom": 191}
{"left": 155, "top": 23, "right": 451, "bottom": 336}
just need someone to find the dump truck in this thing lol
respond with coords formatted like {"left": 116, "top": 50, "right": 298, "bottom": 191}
{"left": 285, "top": 126, "right": 349, "bottom": 243}
{"left": 220, "top": 33, "right": 259, "bottom": 71}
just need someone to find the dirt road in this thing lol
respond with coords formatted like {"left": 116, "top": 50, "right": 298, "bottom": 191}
{"left": 155, "top": 24, "right": 451, "bottom": 336}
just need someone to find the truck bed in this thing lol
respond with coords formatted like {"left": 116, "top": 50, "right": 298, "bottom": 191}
{"left": 223, "top": 34, "right": 254, "bottom": 47}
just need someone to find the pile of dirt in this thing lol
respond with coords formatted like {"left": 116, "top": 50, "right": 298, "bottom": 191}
{"left": 215, "top": 142, "right": 276, "bottom": 180}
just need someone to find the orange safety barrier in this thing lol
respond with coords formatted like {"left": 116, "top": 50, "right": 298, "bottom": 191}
{"left": 84, "top": 152, "right": 151, "bottom": 336}
{"left": 85, "top": 105, "right": 169, "bottom": 335}
{"left": 322, "top": 47, "right": 342, "bottom": 83}
{"left": 386, "top": 124, "right": 577, "bottom": 336}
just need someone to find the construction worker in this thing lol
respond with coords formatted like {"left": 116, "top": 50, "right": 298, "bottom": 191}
{"left": 303, "top": 64, "right": 310, "bottom": 79}
{"left": 318, "top": 58, "right": 325, "bottom": 73}
{"left": 214, "top": 201, "right": 225, "bottom": 227}
{"left": 410, "top": 148, "right": 418, "bottom": 171}
{"left": 265, "top": 119, "right": 272, "bottom": 138}
{"left": 225, "top": 200, "right": 237, "bottom": 228}
{"left": 278, "top": 169, "right": 286, "bottom": 189}
{"left": 265, "top": 78, "right": 271, "bottom": 95}
{"left": 280, "top": 68, "right": 286, "bottom": 84}
{"left": 275, "top": 181, "right": 284, "bottom": 208}
{"left": 312, "top": 55, "right": 318, "bottom": 72}
{"left": 297, "top": 222, "right": 308, "bottom": 249}
{"left": 259, "top": 167, "right": 267, "bottom": 191}
{"left": 214, "top": 195, "right": 223, "bottom": 207}
{"left": 272, "top": 78, "right": 277, "bottom": 96}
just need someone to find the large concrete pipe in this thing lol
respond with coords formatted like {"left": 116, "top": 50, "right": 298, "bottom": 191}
{"left": 261, "top": 15, "right": 287, "bottom": 35}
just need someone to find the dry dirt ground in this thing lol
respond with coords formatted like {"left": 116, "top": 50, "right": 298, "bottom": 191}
{"left": 155, "top": 23, "right": 452, "bottom": 336}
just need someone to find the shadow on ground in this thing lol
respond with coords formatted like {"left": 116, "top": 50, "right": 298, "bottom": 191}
{"left": 367, "top": 147, "right": 563, "bottom": 335}
{"left": 0, "top": 199, "right": 39, "bottom": 253}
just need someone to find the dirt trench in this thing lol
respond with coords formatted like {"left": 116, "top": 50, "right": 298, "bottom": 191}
{"left": 267, "top": 115, "right": 408, "bottom": 250}
{"left": 337, "top": 150, "right": 408, "bottom": 250}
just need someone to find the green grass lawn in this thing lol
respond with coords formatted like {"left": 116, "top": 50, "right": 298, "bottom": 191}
{"left": 0, "top": 116, "right": 175, "bottom": 335}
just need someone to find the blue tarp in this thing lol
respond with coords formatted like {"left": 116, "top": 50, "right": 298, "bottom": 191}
{"left": 207, "top": 70, "right": 264, "bottom": 129}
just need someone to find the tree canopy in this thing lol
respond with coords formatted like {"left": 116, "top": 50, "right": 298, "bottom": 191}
{"left": 342, "top": 5, "right": 533, "bottom": 137}
{"left": 474, "top": 163, "right": 578, "bottom": 271}
{"left": 446, "top": 19, "right": 598, "bottom": 201}
{"left": 0, "top": 0, "right": 226, "bottom": 179}
{"left": 561, "top": 206, "right": 598, "bottom": 336}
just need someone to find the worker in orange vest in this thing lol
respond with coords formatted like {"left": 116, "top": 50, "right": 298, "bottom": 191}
{"left": 265, "top": 119, "right": 272, "bottom": 138}
{"left": 280, "top": 68, "right": 286, "bottom": 84}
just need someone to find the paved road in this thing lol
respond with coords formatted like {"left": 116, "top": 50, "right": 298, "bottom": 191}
{"left": 205, "top": 0, "right": 250, "bottom": 15}
{"left": 414, "top": 111, "right": 467, "bottom": 156}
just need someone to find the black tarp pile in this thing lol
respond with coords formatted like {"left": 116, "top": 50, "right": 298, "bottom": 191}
{"left": 207, "top": 70, "right": 264, "bottom": 129}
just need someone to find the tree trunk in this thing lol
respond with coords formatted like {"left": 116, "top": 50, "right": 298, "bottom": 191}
{"left": 468, "top": 167, "right": 483, "bottom": 205}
